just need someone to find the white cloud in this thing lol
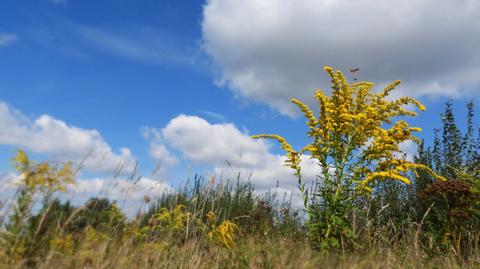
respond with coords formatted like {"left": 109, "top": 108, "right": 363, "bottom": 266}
{"left": 70, "top": 177, "right": 173, "bottom": 202}
{"left": 398, "top": 140, "right": 418, "bottom": 162}
{"left": 141, "top": 127, "right": 179, "bottom": 167}
{"left": 145, "top": 115, "right": 321, "bottom": 197}
{"left": 0, "top": 172, "right": 22, "bottom": 191}
{"left": 162, "top": 115, "right": 270, "bottom": 170}
{"left": 202, "top": 0, "right": 480, "bottom": 116}
{"left": 0, "top": 33, "right": 17, "bottom": 47}
{"left": 0, "top": 173, "right": 172, "bottom": 216}
{"left": 0, "top": 102, "right": 136, "bottom": 173}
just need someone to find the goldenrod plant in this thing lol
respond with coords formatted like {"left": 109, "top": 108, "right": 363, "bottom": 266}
{"left": 206, "top": 211, "right": 239, "bottom": 249}
{"left": 254, "top": 67, "right": 446, "bottom": 251}
{"left": 1, "top": 150, "right": 74, "bottom": 264}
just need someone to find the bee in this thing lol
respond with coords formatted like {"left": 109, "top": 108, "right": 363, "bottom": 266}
{"left": 350, "top": 67, "right": 360, "bottom": 81}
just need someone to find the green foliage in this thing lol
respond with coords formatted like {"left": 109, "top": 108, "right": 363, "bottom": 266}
{"left": 21, "top": 199, "right": 74, "bottom": 261}
{"left": 441, "top": 101, "right": 464, "bottom": 178}
{"left": 65, "top": 198, "right": 126, "bottom": 234}
{"left": 142, "top": 175, "right": 300, "bottom": 236}
{"left": 307, "top": 175, "right": 356, "bottom": 251}
{"left": 411, "top": 100, "right": 480, "bottom": 261}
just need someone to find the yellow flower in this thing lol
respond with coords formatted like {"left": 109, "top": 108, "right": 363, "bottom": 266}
{"left": 206, "top": 211, "right": 216, "bottom": 222}
{"left": 13, "top": 150, "right": 75, "bottom": 192}
{"left": 252, "top": 134, "right": 301, "bottom": 171}
{"left": 253, "top": 66, "right": 444, "bottom": 193}
{"left": 208, "top": 220, "right": 239, "bottom": 249}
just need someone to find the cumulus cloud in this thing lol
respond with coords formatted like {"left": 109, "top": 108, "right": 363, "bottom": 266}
{"left": 141, "top": 127, "right": 179, "bottom": 167}
{"left": 0, "top": 33, "right": 17, "bottom": 47}
{"left": 0, "top": 102, "right": 136, "bottom": 173}
{"left": 145, "top": 115, "right": 321, "bottom": 198}
{"left": 202, "top": 0, "right": 480, "bottom": 116}
{"left": 162, "top": 115, "right": 270, "bottom": 170}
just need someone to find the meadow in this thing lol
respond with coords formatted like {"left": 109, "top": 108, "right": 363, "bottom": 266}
{"left": 0, "top": 67, "right": 479, "bottom": 268}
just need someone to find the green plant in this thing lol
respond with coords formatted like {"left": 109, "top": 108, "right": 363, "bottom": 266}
{"left": 253, "top": 67, "right": 445, "bottom": 251}
{"left": 0, "top": 150, "right": 74, "bottom": 264}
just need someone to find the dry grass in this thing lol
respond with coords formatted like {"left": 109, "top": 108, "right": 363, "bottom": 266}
{"left": 1, "top": 152, "right": 478, "bottom": 268}
{"left": 1, "top": 234, "right": 475, "bottom": 269}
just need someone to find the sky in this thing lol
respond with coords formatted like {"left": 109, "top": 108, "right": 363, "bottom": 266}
{"left": 0, "top": 0, "right": 479, "bottom": 209}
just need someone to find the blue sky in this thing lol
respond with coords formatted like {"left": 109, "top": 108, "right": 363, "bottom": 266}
{"left": 0, "top": 0, "right": 479, "bottom": 206}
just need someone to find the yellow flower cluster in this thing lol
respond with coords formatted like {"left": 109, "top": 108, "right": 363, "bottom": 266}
{"left": 153, "top": 205, "right": 189, "bottom": 232}
{"left": 149, "top": 206, "right": 239, "bottom": 249}
{"left": 359, "top": 161, "right": 446, "bottom": 192}
{"left": 208, "top": 220, "right": 239, "bottom": 249}
{"left": 50, "top": 234, "right": 74, "bottom": 254}
{"left": 13, "top": 150, "right": 75, "bottom": 193}
{"left": 254, "top": 66, "right": 445, "bottom": 192}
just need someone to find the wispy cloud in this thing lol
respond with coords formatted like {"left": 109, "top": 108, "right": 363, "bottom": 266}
{"left": 48, "top": 0, "right": 67, "bottom": 5}
{"left": 0, "top": 33, "right": 17, "bottom": 47}
{"left": 71, "top": 23, "right": 195, "bottom": 67}
{"left": 199, "top": 110, "right": 227, "bottom": 122}
{"left": 20, "top": 20, "right": 203, "bottom": 69}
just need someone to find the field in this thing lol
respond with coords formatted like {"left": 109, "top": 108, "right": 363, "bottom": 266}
{"left": 0, "top": 68, "right": 479, "bottom": 269}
